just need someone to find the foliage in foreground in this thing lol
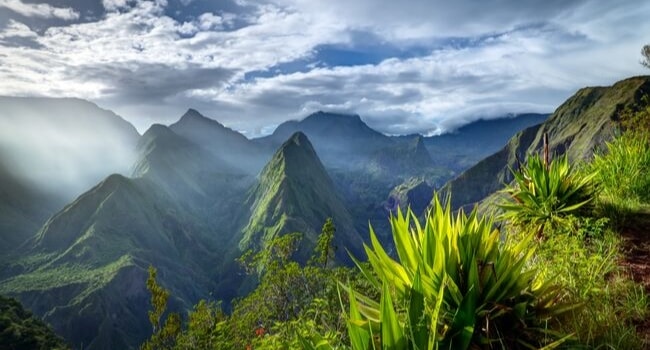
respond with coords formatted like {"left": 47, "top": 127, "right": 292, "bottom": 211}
{"left": 499, "top": 153, "right": 595, "bottom": 236}
{"left": 310, "top": 195, "right": 575, "bottom": 349}
{"left": 526, "top": 216, "right": 648, "bottom": 349}
{"left": 0, "top": 295, "right": 68, "bottom": 350}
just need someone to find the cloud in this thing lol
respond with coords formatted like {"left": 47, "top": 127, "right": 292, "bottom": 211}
{"left": 270, "top": 0, "right": 588, "bottom": 39}
{"left": 0, "top": 0, "right": 648, "bottom": 136}
{"left": 188, "top": 21, "right": 650, "bottom": 136}
{"left": 0, "top": 19, "right": 36, "bottom": 38}
{"left": 102, "top": 0, "right": 131, "bottom": 12}
{"left": 72, "top": 62, "right": 235, "bottom": 103}
{"left": 0, "top": 0, "right": 79, "bottom": 20}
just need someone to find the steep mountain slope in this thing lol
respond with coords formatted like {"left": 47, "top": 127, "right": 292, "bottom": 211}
{"left": 0, "top": 97, "right": 140, "bottom": 254}
{"left": 133, "top": 124, "right": 239, "bottom": 199}
{"left": 256, "top": 112, "right": 448, "bottom": 240}
{"left": 443, "top": 76, "right": 650, "bottom": 209}
{"left": 421, "top": 113, "right": 548, "bottom": 171}
{"left": 0, "top": 174, "right": 219, "bottom": 350}
{"left": 241, "top": 132, "right": 362, "bottom": 260}
{"left": 169, "top": 109, "right": 271, "bottom": 174}
{"left": 385, "top": 178, "right": 435, "bottom": 216}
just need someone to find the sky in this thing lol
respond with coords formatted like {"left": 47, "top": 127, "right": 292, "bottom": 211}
{"left": 0, "top": 0, "right": 648, "bottom": 137}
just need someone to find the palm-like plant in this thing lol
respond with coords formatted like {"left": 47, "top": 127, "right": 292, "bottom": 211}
{"left": 499, "top": 154, "right": 595, "bottom": 236}
{"left": 304, "top": 195, "right": 575, "bottom": 350}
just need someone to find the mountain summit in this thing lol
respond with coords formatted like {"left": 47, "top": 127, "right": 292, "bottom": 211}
{"left": 241, "top": 132, "right": 361, "bottom": 260}
{"left": 170, "top": 109, "right": 270, "bottom": 174}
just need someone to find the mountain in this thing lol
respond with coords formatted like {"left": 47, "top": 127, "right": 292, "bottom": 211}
{"left": 133, "top": 124, "right": 240, "bottom": 200}
{"left": 421, "top": 113, "right": 548, "bottom": 171}
{"left": 0, "top": 96, "right": 140, "bottom": 199}
{"left": 241, "top": 132, "right": 362, "bottom": 261}
{"left": 367, "top": 135, "right": 434, "bottom": 176}
{"left": 442, "top": 76, "right": 650, "bottom": 209}
{"left": 0, "top": 123, "right": 254, "bottom": 350}
{"left": 257, "top": 111, "right": 392, "bottom": 162}
{"left": 0, "top": 173, "right": 219, "bottom": 350}
{"left": 0, "top": 97, "right": 140, "bottom": 254}
{"left": 169, "top": 109, "right": 270, "bottom": 174}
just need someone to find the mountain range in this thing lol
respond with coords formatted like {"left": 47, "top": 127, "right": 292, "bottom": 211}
{"left": 443, "top": 76, "right": 650, "bottom": 210}
{"left": 0, "top": 94, "right": 555, "bottom": 349}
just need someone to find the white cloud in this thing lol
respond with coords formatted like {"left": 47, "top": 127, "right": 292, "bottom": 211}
{"left": 189, "top": 21, "right": 650, "bottom": 136}
{"left": 102, "top": 0, "right": 131, "bottom": 12}
{"left": 198, "top": 13, "right": 224, "bottom": 31}
{"left": 0, "top": 19, "right": 37, "bottom": 39}
{"left": 0, "top": 0, "right": 79, "bottom": 20}
{"left": 0, "top": 0, "right": 648, "bottom": 135}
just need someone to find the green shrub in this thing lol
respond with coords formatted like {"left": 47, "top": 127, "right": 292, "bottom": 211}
{"left": 333, "top": 195, "right": 574, "bottom": 349}
{"left": 500, "top": 153, "right": 596, "bottom": 236}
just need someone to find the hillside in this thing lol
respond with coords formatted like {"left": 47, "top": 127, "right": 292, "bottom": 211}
{"left": 443, "top": 76, "right": 650, "bottom": 209}
{"left": 0, "top": 124, "right": 253, "bottom": 349}
{"left": 0, "top": 174, "right": 220, "bottom": 350}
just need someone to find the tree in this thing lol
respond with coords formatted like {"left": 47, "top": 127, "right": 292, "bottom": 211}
{"left": 642, "top": 44, "right": 650, "bottom": 69}
{"left": 141, "top": 266, "right": 181, "bottom": 350}
{"left": 310, "top": 217, "right": 336, "bottom": 268}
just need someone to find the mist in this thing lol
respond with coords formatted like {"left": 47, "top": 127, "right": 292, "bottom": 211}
{"left": 0, "top": 97, "right": 140, "bottom": 201}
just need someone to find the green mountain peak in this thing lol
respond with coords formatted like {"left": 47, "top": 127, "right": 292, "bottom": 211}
{"left": 240, "top": 132, "right": 361, "bottom": 260}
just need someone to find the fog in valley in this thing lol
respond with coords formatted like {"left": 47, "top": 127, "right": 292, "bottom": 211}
{"left": 0, "top": 97, "right": 140, "bottom": 201}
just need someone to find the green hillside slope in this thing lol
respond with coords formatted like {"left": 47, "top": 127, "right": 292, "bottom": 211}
{"left": 443, "top": 76, "right": 650, "bottom": 209}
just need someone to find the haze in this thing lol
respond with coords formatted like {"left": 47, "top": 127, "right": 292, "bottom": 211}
{"left": 0, "top": 97, "right": 139, "bottom": 200}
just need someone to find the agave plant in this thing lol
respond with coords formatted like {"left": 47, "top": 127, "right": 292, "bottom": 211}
{"left": 305, "top": 195, "right": 575, "bottom": 350}
{"left": 499, "top": 153, "right": 595, "bottom": 236}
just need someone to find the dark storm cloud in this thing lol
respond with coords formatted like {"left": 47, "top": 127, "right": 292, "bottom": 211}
{"left": 72, "top": 62, "right": 235, "bottom": 103}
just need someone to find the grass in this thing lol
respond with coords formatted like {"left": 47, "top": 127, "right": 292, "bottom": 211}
{"left": 590, "top": 132, "right": 650, "bottom": 227}
{"left": 520, "top": 220, "right": 648, "bottom": 349}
